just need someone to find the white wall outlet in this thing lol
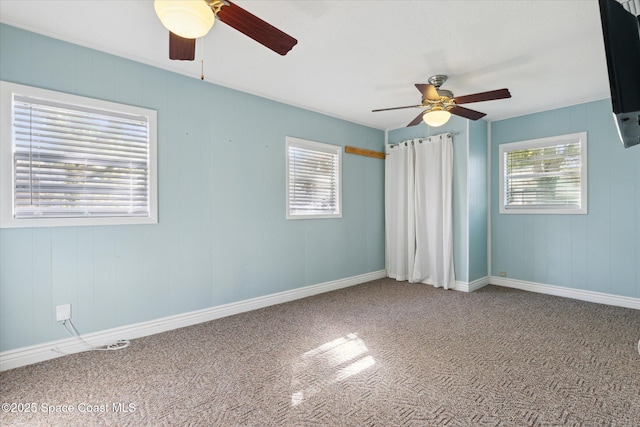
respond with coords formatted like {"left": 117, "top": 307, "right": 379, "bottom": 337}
{"left": 56, "top": 304, "right": 71, "bottom": 322}
{"left": 500, "top": 272, "right": 507, "bottom": 277}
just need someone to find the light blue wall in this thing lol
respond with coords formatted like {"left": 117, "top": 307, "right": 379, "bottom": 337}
{"left": 0, "top": 24, "right": 385, "bottom": 352}
{"left": 388, "top": 116, "right": 488, "bottom": 284}
{"left": 468, "top": 120, "right": 488, "bottom": 282}
{"left": 491, "top": 99, "right": 640, "bottom": 298}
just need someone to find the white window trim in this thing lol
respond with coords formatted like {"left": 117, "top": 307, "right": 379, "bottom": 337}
{"left": 499, "top": 132, "right": 587, "bottom": 215}
{"left": 0, "top": 81, "right": 158, "bottom": 228}
{"left": 286, "top": 136, "right": 342, "bottom": 220}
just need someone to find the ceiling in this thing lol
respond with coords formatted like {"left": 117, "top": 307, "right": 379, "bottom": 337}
{"left": 0, "top": 0, "right": 612, "bottom": 130}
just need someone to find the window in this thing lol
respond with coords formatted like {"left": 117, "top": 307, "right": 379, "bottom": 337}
{"left": 286, "top": 136, "right": 342, "bottom": 219}
{"left": 499, "top": 132, "right": 587, "bottom": 214}
{"left": 0, "top": 81, "right": 157, "bottom": 228}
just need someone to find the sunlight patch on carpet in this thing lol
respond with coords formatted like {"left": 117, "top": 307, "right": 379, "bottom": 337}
{"left": 291, "top": 332, "right": 376, "bottom": 406}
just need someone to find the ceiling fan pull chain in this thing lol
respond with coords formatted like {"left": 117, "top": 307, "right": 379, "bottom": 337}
{"left": 200, "top": 37, "right": 205, "bottom": 80}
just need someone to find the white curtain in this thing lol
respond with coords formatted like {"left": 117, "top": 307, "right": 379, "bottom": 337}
{"left": 385, "top": 133, "right": 455, "bottom": 289}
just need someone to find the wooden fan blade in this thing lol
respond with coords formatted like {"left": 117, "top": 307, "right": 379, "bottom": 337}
{"left": 372, "top": 104, "right": 422, "bottom": 112}
{"left": 453, "top": 88, "right": 511, "bottom": 105}
{"left": 415, "top": 84, "right": 440, "bottom": 101}
{"left": 169, "top": 32, "right": 196, "bottom": 60}
{"left": 450, "top": 105, "right": 487, "bottom": 121}
{"left": 407, "top": 111, "right": 426, "bottom": 127}
{"left": 218, "top": 1, "right": 297, "bottom": 55}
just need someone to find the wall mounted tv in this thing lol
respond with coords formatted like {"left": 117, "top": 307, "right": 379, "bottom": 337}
{"left": 598, "top": 0, "right": 640, "bottom": 148}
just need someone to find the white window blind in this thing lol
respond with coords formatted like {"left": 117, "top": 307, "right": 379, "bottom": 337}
{"left": 499, "top": 132, "right": 587, "bottom": 214}
{"left": 286, "top": 137, "right": 342, "bottom": 219}
{"left": 13, "top": 95, "right": 150, "bottom": 219}
{"left": 1, "top": 81, "right": 157, "bottom": 228}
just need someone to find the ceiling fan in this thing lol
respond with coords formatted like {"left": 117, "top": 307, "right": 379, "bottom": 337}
{"left": 372, "top": 75, "right": 511, "bottom": 127}
{"left": 154, "top": 0, "right": 297, "bottom": 61}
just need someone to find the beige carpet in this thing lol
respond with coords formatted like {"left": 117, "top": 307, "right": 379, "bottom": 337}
{"left": 1, "top": 279, "right": 639, "bottom": 426}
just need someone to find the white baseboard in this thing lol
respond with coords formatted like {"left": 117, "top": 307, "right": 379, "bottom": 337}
{"left": 490, "top": 276, "right": 640, "bottom": 310}
{"left": 454, "top": 276, "right": 490, "bottom": 292}
{"left": 0, "top": 270, "right": 387, "bottom": 372}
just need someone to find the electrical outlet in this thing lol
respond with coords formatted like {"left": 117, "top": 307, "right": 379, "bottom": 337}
{"left": 500, "top": 272, "right": 506, "bottom": 277}
{"left": 56, "top": 304, "right": 71, "bottom": 322}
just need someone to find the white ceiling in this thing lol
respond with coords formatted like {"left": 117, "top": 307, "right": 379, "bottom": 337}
{"left": 0, "top": 0, "right": 611, "bottom": 130}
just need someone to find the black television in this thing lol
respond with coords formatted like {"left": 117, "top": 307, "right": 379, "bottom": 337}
{"left": 598, "top": 0, "right": 640, "bottom": 148}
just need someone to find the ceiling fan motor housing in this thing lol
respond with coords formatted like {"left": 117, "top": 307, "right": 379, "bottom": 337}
{"left": 434, "top": 89, "right": 453, "bottom": 99}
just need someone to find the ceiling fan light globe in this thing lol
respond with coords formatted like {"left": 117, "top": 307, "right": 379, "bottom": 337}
{"left": 423, "top": 110, "right": 451, "bottom": 127}
{"left": 154, "top": 0, "right": 215, "bottom": 39}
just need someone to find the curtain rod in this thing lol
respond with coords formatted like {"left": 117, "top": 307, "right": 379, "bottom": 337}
{"left": 387, "top": 132, "right": 460, "bottom": 148}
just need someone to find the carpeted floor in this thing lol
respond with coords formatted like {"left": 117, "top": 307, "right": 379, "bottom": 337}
{"left": 1, "top": 279, "right": 639, "bottom": 426}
